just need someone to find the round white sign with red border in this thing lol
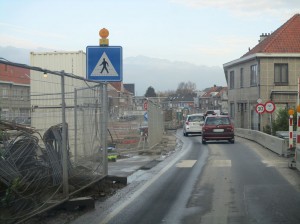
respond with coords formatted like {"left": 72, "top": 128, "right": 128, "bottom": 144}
{"left": 265, "top": 101, "right": 275, "bottom": 113}
{"left": 255, "top": 103, "right": 265, "bottom": 114}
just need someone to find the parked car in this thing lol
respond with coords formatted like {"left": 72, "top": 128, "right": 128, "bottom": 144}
{"left": 183, "top": 113, "right": 205, "bottom": 136}
{"left": 204, "top": 110, "right": 220, "bottom": 117}
{"left": 202, "top": 115, "right": 234, "bottom": 144}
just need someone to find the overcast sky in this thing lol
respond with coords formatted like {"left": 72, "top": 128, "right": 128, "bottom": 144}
{"left": 0, "top": 0, "right": 299, "bottom": 93}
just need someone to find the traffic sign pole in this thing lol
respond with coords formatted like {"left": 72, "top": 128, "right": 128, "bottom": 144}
{"left": 296, "top": 106, "right": 300, "bottom": 166}
{"left": 289, "top": 114, "right": 293, "bottom": 149}
{"left": 99, "top": 28, "right": 109, "bottom": 176}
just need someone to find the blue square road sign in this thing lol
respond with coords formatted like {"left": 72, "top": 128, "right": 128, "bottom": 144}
{"left": 86, "top": 46, "right": 122, "bottom": 81}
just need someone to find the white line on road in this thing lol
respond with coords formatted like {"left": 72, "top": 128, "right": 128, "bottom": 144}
{"left": 211, "top": 159, "right": 232, "bottom": 167}
{"left": 176, "top": 160, "right": 197, "bottom": 168}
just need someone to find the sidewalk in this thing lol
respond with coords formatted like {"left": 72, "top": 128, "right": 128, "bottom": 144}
{"left": 107, "top": 130, "right": 180, "bottom": 182}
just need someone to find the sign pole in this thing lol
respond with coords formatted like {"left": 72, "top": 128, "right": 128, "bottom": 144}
{"left": 100, "top": 28, "right": 109, "bottom": 176}
{"left": 290, "top": 106, "right": 300, "bottom": 168}
{"left": 288, "top": 112, "right": 293, "bottom": 149}
{"left": 296, "top": 106, "right": 300, "bottom": 166}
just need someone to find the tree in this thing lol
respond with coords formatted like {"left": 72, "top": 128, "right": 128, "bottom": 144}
{"left": 176, "top": 81, "right": 196, "bottom": 95}
{"left": 157, "top": 90, "right": 176, "bottom": 97}
{"left": 263, "top": 107, "right": 297, "bottom": 135}
{"left": 145, "top": 86, "right": 157, "bottom": 97}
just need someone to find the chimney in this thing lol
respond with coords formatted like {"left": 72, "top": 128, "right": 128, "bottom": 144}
{"left": 259, "top": 33, "right": 270, "bottom": 43}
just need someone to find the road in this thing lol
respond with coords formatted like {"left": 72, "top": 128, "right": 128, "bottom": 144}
{"left": 72, "top": 131, "right": 300, "bottom": 224}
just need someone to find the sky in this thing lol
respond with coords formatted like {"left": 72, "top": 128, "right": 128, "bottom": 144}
{"left": 0, "top": 0, "right": 300, "bottom": 94}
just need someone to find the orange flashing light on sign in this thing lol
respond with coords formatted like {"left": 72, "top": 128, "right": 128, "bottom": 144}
{"left": 99, "top": 28, "right": 109, "bottom": 39}
{"left": 99, "top": 28, "right": 109, "bottom": 46}
{"left": 288, "top": 108, "right": 295, "bottom": 116}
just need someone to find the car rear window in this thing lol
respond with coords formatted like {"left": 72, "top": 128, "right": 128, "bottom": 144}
{"left": 188, "top": 115, "right": 204, "bottom": 122}
{"left": 206, "top": 117, "right": 230, "bottom": 125}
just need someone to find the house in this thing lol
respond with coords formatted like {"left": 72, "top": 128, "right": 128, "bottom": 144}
{"left": 223, "top": 14, "right": 300, "bottom": 130}
{"left": 162, "top": 93, "right": 196, "bottom": 112}
{"left": 197, "top": 85, "right": 228, "bottom": 113}
{"left": 0, "top": 64, "right": 30, "bottom": 122}
{"left": 108, "top": 81, "right": 134, "bottom": 117}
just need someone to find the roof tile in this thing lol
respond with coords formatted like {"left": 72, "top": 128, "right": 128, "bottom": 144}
{"left": 242, "top": 14, "right": 300, "bottom": 57}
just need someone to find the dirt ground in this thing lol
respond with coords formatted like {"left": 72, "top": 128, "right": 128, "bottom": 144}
{"left": 24, "top": 178, "right": 126, "bottom": 224}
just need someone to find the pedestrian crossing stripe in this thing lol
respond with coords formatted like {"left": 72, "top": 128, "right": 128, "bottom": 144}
{"left": 91, "top": 52, "right": 118, "bottom": 77}
{"left": 176, "top": 160, "right": 197, "bottom": 168}
{"left": 211, "top": 160, "right": 231, "bottom": 167}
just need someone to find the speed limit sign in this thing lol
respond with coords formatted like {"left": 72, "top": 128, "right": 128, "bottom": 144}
{"left": 255, "top": 103, "right": 265, "bottom": 114}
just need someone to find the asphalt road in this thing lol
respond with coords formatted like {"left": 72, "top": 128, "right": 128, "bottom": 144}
{"left": 73, "top": 131, "right": 300, "bottom": 224}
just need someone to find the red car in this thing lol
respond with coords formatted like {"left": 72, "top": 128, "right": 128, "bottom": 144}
{"left": 202, "top": 115, "right": 234, "bottom": 144}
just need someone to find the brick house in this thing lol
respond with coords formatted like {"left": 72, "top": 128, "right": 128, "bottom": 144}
{"left": 197, "top": 86, "right": 228, "bottom": 113}
{"left": 223, "top": 14, "right": 300, "bottom": 130}
{"left": 0, "top": 64, "right": 31, "bottom": 122}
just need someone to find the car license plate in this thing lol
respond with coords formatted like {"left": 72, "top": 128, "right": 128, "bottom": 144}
{"left": 213, "top": 129, "right": 224, "bottom": 132}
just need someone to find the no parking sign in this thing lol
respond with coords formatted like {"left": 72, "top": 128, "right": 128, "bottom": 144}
{"left": 265, "top": 101, "right": 276, "bottom": 113}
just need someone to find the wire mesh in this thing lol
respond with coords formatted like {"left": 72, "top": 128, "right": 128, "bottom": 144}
{"left": 0, "top": 60, "right": 167, "bottom": 223}
{"left": 0, "top": 67, "right": 106, "bottom": 223}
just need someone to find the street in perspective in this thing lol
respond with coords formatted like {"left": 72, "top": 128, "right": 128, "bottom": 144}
{"left": 1, "top": 2, "right": 300, "bottom": 224}
{"left": 72, "top": 133, "right": 300, "bottom": 224}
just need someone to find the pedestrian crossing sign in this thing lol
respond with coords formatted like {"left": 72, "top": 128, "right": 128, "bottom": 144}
{"left": 86, "top": 46, "right": 122, "bottom": 81}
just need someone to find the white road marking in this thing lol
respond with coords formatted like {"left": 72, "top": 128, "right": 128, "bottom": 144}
{"left": 212, "top": 160, "right": 232, "bottom": 167}
{"left": 176, "top": 160, "right": 197, "bottom": 168}
{"left": 262, "top": 160, "right": 287, "bottom": 167}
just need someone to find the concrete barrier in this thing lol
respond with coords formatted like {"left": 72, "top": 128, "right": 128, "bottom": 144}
{"left": 235, "top": 128, "right": 288, "bottom": 157}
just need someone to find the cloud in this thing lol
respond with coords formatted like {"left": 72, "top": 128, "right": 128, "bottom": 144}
{"left": 170, "top": 0, "right": 300, "bottom": 18}
{"left": 0, "top": 22, "right": 66, "bottom": 39}
{"left": 0, "top": 22, "right": 67, "bottom": 49}
{"left": 0, "top": 34, "right": 41, "bottom": 49}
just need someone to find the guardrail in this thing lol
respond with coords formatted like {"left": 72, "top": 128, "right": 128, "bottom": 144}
{"left": 235, "top": 128, "right": 288, "bottom": 157}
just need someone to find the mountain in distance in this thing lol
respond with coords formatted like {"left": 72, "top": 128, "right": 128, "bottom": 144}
{"left": 0, "top": 46, "right": 227, "bottom": 95}
{"left": 124, "top": 55, "right": 226, "bottom": 95}
{"left": 0, "top": 46, "right": 56, "bottom": 64}
{"left": 0, "top": 46, "right": 31, "bottom": 64}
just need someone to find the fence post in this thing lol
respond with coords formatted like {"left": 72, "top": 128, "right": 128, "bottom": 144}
{"left": 102, "top": 83, "right": 108, "bottom": 175}
{"left": 61, "top": 71, "right": 69, "bottom": 198}
{"left": 74, "top": 88, "right": 78, "bottom": 163}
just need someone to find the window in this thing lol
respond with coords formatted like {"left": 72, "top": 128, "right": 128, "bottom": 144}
{"left": 238, "top": 103, "right": 247, "bottom": 112}
{"left": 2, "top": 87, "right": 8, "bottom": 98}
{"left": 274, "top": 63, "right": 288, "bottom": 85}
{"left": 230, "top": 103, "right": 235, "bottom": 118}
{"left": 240, "top": 68, "right": 244, "bottom": 88}
{"left": 230, "top": 71, "right": 234, "bottom": 89}
{"left": 250, "top": 65, "right": 257, "bottom": 86}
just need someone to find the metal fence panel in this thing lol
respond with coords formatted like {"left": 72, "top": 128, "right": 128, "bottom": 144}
{"left": 0, "top": 67, "right": 106, "bottom": 223}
